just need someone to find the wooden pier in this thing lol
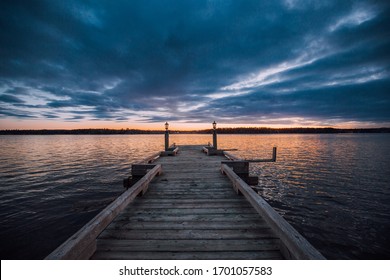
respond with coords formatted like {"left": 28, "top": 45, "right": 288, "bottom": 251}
{"left": 46, "top": 145, "right": 325, "bottom": 260}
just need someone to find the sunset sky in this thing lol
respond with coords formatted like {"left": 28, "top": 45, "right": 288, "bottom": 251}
{"left": 1, "top": 0, "right": 389, "bottom": 130}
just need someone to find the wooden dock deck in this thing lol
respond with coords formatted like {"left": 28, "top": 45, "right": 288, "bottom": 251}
{"left": 92, "top": 145, "right": 281, "bottom": 260}
{"left": 46, "top": 145, "right": 325, "bottom": 260}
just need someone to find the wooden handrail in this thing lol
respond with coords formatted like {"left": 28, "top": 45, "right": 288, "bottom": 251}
{"left": 45, "top": 164, "right": 162, "bottom": 260}
{"left": 223, "top": 151, "right": 241, "bottom": 161}
{"left": 221, "top": 163, "right": 325, "bottom": 260}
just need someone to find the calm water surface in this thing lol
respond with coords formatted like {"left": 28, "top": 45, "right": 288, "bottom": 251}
{"left": 0, "top": 134, "right": 389, "bottom": 259}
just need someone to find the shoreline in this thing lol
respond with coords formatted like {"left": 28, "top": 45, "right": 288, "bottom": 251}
{"left": 1, "top": 127, "right": 390, "bottom": 135}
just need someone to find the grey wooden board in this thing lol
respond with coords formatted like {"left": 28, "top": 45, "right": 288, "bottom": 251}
{"left": 95, "top": 239, "right": 280, "bottom": 251}
{"left": 117, "top": 208, "right": 259, "bottom": 216}
{"left": 98, "top": 228, "right": 277, "bottom": 239}
{"left": 92, "top": 145, "right": 282, "bottom": 260}
{"left": 114, "top": 213, "right": 262, "bottom": 222}
{"left": 91, "top": 250, "right": 284, "bottom": 260}
{"left": 105, "top": 221, "right": 269, "bottom": 230}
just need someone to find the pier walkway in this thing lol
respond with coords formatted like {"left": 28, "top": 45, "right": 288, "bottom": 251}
{"left": 92, "top": 145, "right": 281, "bottom": 260}
{"left": 46, "top": 145, "right": 325, "bottom": 260}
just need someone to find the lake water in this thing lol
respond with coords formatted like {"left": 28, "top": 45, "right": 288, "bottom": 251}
{"left": 0, "top": 134, "right": 389, "bottom": 259}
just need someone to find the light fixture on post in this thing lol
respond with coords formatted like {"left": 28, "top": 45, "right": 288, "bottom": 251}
{"left": 164, "top": 122, "right": 169, "bottom": 151}
{"left": 212, "top": 121, "right": 217, "bottom": 150}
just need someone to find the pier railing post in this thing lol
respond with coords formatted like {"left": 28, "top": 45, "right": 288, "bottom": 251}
{"left": 164, "top": 122, "right": 169, "bottom": 151}
{"left": 212, "top": 121, "right": 217, "bottom": 150}
{"left": 272, "top": 147, "right": 277, "bottom": 161}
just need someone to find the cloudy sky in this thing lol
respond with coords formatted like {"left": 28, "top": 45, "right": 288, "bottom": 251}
{"left": 1, "top": 0, "right": 389, "bottom": 129}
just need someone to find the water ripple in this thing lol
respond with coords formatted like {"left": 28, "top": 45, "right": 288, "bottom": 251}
{"left": 1, "top": 134, "right": 389, "bottom": 259}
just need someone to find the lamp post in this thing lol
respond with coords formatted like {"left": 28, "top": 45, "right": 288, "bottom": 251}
{"left": 212, "top": 121, "right": 217, "bottom": 150}
{"left": 164, "top": 122, "right": 169, "bottom": 151}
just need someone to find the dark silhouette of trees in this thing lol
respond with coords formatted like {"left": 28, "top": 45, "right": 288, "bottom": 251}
{"left": 1, "top": 127, "right": 389, "bottom": 135}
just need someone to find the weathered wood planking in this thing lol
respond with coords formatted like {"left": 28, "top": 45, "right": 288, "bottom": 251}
{"left": 221, "top": 163, "right": 325, "bottom": 260}
{"left": 92, "top": 251, "right": 283, "bottom": 260}
{"left": 96, "top": 239, "right": 280, "bottom": 251}
{"left": 45, "top": 164, "right": 162, "bottom": 260}
{"left": 47, "top": 144, "right": 323, "bottom": 260}
{"left": 92, "top": 145, "right": 283, "bottom": 260}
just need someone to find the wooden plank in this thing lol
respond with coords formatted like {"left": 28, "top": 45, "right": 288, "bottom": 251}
{"left": 223, "top": 151, "right": 241, "bottom": 161}
{"left": 76, "top": 240, "right": 96, "bottom": 260}
{"left": 90, "top": 145, "right": 292, "bottom": 260}
{"left": 150, "top": 181, "right": 232, "bottom": 186}
{"left": 221, "top": 163, "right": 325, "bottom": 260}
{"left": 144, "top": 189, "right": 232, "bottom": 196}
{"left": 98, "top": 228, "right": 277, "bottom": 240}
{"left": 130, "top": 203, "right": 253, "bottom": 209}
{"left": 105, "top": 220, "right": 269, "bottom": 230}
{"left": 139, "top": 194, "right": 240, "bottom": 199}
{"left": 155, "top": 174, "right": 226, "bottom": 180}
{"left": 45, "top": 164, "right": 162, "bottom": 260}
{"left": 131, "top": 198, "right": 248, "bottom": 203}
{"left": 118, "top": 207, "right": 257, "bottom": 216}
{"left": 132, "top": 200, "right": 249, "bottom": 205}
{"left": 114, "top": 213, "right": 262, "bottom": 223}
{"left": 92, "top": 250, "right": 283, "bottom": 260}
{"left": 95, "top": 239, "right": 280, "bottom": 252}
{"left": 146, "top": 182, "right": 231, "bottom": 187}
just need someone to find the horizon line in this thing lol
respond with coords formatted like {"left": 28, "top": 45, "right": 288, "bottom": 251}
{"left": 1, "top": 126, "right": 390, "bottom": 132}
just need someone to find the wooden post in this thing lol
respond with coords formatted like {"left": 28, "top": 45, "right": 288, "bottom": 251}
{"left": 272, "top": 147, "right": 277, "bottom": 162}
{"left": 165, "top": 130, "right": 169, "bottom": 151}
{"left": 212, "top": 129, "right": 217, "bottom": 150}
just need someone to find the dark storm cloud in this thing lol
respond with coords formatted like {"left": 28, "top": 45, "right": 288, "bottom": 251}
{"left": 0, "top": 0, "right": 389, "bottom": 126}
{"left": 0, "top": 94, "right": 24, "bottom": 104}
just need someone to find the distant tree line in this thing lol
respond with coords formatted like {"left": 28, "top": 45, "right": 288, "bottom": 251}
{"left": 0, "top": 128, "right": 163, "bottom": 135}
{"left": 1, "top": 127, "right": 389, "bottom": 135}
{"left": 193, "top": 127, "right": 390, "bottom": 134}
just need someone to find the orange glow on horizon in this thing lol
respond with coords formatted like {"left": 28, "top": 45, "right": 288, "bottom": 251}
{"left": 0, "top": 118, "right": 387, "bottom": 131}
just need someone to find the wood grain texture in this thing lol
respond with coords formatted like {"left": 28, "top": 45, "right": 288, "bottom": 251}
{"left": 92, "top": 145, "right": 283, "bottom": 260}
{"left": 45, "top": 164, "right": 162, "bottom": 259}
{"left": 48, "top": 145, "right": 323, "bottom": 260}
{"left": 221, "top": 163, "right": 325, "bottom": 260}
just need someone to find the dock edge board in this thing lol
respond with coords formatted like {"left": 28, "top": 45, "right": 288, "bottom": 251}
{"left": 221, "top": 163, "right": 326, "bottom": 260}
{"left": 45, "top": 164, "right": 162, "bottom": 260}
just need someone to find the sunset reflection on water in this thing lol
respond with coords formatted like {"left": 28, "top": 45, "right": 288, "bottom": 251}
{"left": 0, "top": 134, "right": 389, "bottom": 259}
